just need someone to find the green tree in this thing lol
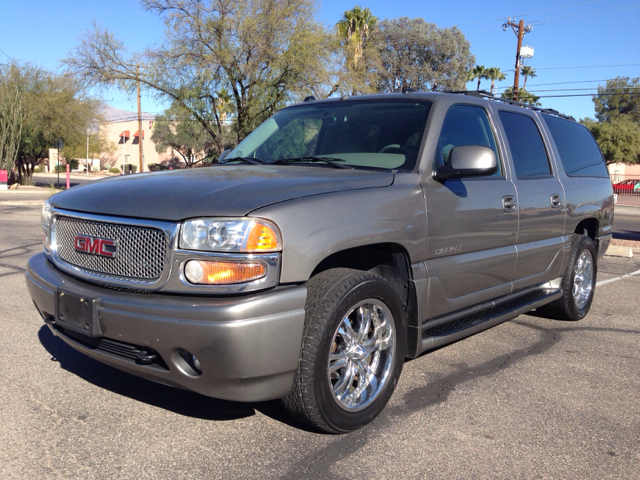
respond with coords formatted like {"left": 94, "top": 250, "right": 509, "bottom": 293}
{"left": 583, "top": 116, "right": 640, "bottom": 164}
{"left": 61, "top": 127, "right": 117, "bottom": 170}
{"left": 335, "top": 6, "right": 380, "bottom": 95}
{"left": 593, "top": 76, "right": 640, "bottom": 124}
{"left": 65, "top": 0, "right": 333, "bottom": 153}
{"left": 520, "top": 65, "right": 537, "bottom": 89}
{"left": 0, "top": 64, "right": 100, "bottom": 183}
{"left": 501, "top": 86, "right": 541, "bottom": 106}
{"left": 486, "top": 67, "right": 506, "bottom": 94}
{"left": 469, "top": 65, "right": 489, "bottom": 91}
{"left": 151, "top": 102, "right": 221, "bottom": 167}
{"left": 375, "top": 18, "right": 475, "bottom": 92}
{"left": 337, "top": 6, "right": 377, "bottom": 71}
{"left": 0, "top": 65, "right": 24, "bottom": 178}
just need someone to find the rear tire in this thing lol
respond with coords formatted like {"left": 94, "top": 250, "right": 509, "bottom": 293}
{"left": 539, "top": 234, "right": 597, "bottom": 321}
{"left": 282, "top": 268, "right": 406, "bottom": 433}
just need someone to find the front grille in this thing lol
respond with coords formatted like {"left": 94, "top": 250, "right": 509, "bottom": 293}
{"left": 54, "top": 216, "right": 167, "bottom": 280}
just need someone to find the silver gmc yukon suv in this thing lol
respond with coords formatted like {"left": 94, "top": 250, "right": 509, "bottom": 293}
{"left": 26, "top": 92, "right": 614, "bottom": 433}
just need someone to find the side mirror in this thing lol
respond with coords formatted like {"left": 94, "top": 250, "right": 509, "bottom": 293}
{"left": 219, "top": 149, "right": 233, "bottom": 163}
{"left": 434, "top": 145, "right": 498, "bottom": 182}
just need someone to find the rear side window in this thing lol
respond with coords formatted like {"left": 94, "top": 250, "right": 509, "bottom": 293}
{"left": 499, "top": 111, "right": 551, "bottom": 179}
{"left": 542, "top": 114, "right": 608, "bottom": 177}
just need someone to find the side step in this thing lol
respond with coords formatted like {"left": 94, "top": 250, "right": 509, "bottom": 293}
{"left": 419, "top": 288, "right": 562, "bottom": 354}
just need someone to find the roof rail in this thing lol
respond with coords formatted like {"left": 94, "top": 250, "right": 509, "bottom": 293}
{"left": 445, "top": 90, "right": 575, "bottom": 121}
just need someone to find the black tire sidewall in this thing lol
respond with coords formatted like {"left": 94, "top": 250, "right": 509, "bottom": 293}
{"left": 313, "top": 277, "right": 406, "bottom": 433}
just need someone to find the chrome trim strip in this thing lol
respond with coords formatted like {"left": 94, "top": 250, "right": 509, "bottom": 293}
{"left": 48, "top": 208, "right": 179, "bottom": 290}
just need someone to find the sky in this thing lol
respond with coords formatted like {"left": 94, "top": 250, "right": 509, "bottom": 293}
{"left": 0, "top": 0, "right": 639, "bottom": 121}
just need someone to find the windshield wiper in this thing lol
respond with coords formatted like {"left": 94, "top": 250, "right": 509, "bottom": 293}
{"left": 220, "top": 156, "right": 263, "bottom": 165}
{"left": 275, "top": 156, "right": 353, "bottom": 170}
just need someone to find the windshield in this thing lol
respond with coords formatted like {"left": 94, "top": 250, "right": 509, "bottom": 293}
{"left": 227, "top": 99, "right": 432, "bottom": 171}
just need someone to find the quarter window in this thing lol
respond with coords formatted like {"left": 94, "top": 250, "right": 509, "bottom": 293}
{"left": 542, "top": 114, "right": 608, "bottom": 177}
{"left": 499, "top": 111, "right": 551, "bottom": 179}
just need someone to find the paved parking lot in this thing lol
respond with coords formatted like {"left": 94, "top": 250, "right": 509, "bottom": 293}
{"left": 1, "top": 192, "right": 638, "bottom": 479}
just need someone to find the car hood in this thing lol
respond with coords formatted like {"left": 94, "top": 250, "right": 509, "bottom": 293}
{"left": 50, "top": 165, "right": 394, "bottom": 221}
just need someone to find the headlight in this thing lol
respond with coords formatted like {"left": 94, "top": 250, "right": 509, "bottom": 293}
{"left": 180, "top": 218, "right": 281, "bottom": 253}
{"left": 41, "top": 199, "right": 52, "bottom": 230}
{"left": 41, "top": 200, "right": 52, "bottom": 251}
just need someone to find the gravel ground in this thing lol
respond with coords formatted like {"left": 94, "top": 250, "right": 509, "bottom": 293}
{"left": 611, "top": 238, "right": 640, "bottom": 248}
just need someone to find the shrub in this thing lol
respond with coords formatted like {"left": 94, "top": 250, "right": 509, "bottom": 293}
{"left": 108, "top": 167, "right": 120, "bottom": 174}
{"left": 68, "top": 159, "right": 79, "bottom": 170}
{"left": 148, "top": 163, "right": 169, "bottom": 171}
{"left": 54, "top": 165, "right": 67, "bottom": 173}
{"left": 33, "top": 165, "right": 43, "bottom": 173}
{"left": 121, "top": 164, "right": 137, "bottom": 174}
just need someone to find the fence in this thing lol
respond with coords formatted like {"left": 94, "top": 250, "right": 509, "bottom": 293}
{"left": 610, "top": 173, "right": 640, "bottom": 205}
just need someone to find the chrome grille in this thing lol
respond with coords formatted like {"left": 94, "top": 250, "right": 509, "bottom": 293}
{"left": 54, "top": 216, "right": 167, "bottom": 280}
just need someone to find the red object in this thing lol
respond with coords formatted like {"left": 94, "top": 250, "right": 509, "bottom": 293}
{"left": 0, "top": 169, "right": 7, "bottom": 183}
{"left": 74, "top": 234, "right": 117, "bottom": 258}
{"left": 66, "top": 164, "right": 70, "bottom": 189}
{"left": 612, "top": 179, "right": 640, "bottom": 194}
{"left": 133, "top": 130, "right": 144, "bottom": 139}
{"left": 119, "top": 131, "right": 130, "bottom": 138}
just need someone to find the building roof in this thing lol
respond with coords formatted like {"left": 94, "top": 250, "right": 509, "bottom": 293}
{"left": 102, "top": 105, "right": 155, "bottom": 123}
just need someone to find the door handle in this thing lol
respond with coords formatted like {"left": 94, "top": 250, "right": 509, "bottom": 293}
{"left": 502, "top": 195, "right": 517, "bottom": 213}
{"left": 550, "top": 194, "right": 562, "bottom": 208}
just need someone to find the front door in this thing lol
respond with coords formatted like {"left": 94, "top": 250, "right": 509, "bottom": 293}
{"left": 423, "top": 104, "right": 518, "bottom": 320}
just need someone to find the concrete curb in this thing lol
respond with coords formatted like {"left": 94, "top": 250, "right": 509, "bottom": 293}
{"left": 605, "top": 245, "right": 637, "bottom": 258}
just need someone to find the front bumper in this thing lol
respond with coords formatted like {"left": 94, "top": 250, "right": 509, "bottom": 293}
{"left": 26, "top": 253, "right": 307, "bottom": 402}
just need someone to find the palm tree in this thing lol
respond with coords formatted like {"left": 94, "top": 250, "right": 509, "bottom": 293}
{"left": 469, "top": 65, "right": 489, "bottom": 91}
{"left": 520, "top": 65, "right": 537, "bottom": 89}
{"left": 337, "top": 6, "right": 377, "bottom": 71}
{"left": 486, "top": 67, "right": 506, "bottom": 95}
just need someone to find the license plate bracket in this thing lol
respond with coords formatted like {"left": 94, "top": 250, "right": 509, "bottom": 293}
{"left": 55, "top": 289, "right": 101, "bottom": 337}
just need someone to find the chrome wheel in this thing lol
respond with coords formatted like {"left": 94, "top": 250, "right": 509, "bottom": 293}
{"left": 573, "top": 249, "right": 594, "bottom": 310}
{"left": 328, "top": 299, "right": 395, "bottom": 412}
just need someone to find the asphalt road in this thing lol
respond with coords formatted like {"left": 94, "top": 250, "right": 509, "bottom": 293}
{"left": 1, "top": 194, "right": 639, "bottom": 479}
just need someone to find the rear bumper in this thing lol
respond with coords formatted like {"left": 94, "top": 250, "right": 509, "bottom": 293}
{"left": 26, "top": 253, "right": 307, "bottom": 402}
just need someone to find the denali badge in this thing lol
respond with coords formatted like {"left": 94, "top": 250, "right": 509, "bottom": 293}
{"left": 74, "top": 234, "right": 117, "bottom": 258}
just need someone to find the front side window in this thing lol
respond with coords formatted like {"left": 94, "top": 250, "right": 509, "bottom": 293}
{"left": 228, "top": 99, "right": 432, "bottom": 171}
{"left": 499, "top": 111, "right": 552, "bottom": 179}
{"left": 437, "top": 104, "right": 502, "bottom": 176}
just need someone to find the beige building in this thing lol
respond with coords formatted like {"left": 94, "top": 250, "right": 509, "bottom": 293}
{"left": 101, "top": 106, "right": 175, "bottom": 172}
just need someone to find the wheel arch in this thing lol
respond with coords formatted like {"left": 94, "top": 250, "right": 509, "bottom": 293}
{"left": 573, "top": 217, "right": 598, "bottom": 240}
{"left": 310, "top": 243, "right": 418, "bottom": 328}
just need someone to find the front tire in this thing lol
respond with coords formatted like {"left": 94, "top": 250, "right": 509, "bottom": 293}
{"left": 282, "top": 268, "right": 406, "bottom": 433}
{"left": 539, "top": 234, "right": 597, "bottom": 321}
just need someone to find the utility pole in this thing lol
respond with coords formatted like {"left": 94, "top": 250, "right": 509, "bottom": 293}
{"left": 137, "top": 65, "right": 143, "bottom": 173}
{"left": 502, "top": 18, "right": 533, "bottom": 102}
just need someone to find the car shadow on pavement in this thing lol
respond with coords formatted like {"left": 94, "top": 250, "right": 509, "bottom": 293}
{"left": 37, "top": 325, "right": 318, "bottom": 431}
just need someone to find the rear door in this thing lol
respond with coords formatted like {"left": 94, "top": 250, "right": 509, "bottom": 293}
{"left": 495, "top": 109, "right": 566, "bottom": 289}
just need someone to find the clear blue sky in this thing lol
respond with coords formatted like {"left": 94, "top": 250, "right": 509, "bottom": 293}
{"left": 1, "top": 0, "right": 638, "bottom": 120}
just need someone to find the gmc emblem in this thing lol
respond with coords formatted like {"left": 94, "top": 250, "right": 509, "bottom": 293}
{"left": 74, "top": 234, "right": 117, "bottom": 258}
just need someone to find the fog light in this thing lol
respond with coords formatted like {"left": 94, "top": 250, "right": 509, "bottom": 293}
{"left": 184, "top": 260, "right": 266, "bottom": 285}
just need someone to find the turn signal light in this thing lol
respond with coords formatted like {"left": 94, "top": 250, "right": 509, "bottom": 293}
{"left": 246, "top": 223, "right": 279, "bottom": 251}
{"left": 184, "top": 260, "right": 266, "bottom": 285}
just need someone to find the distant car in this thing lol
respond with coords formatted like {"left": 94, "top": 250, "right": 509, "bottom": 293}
{"left": 612, "top": 179, "right": 640, "bottom": 194}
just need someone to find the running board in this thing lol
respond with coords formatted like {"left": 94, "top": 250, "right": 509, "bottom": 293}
{"left": 419, "top": 288, "right": 562, "bottom": 354}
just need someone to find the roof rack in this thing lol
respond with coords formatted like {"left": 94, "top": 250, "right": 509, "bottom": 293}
{"left": 446, "top": 90, "right": 575, "bottom": 121}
